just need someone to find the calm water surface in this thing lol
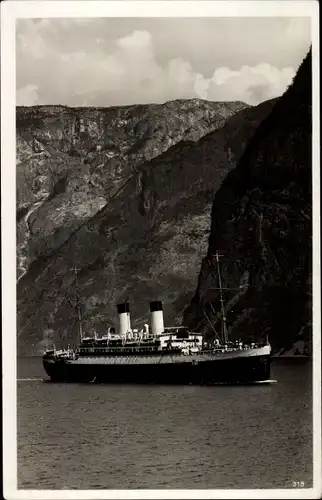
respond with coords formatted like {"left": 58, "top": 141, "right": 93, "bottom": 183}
{"left": 17, "top": 357, "right": 312, "bottom": 489}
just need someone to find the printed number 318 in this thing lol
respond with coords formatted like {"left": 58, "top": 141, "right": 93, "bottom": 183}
{"left": 293, "top": 481, "right": 305, "bottom": 488}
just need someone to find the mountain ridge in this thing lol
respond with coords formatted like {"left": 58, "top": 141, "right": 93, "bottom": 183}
{"left": 17, "top": 98, "right": 249, "bottom": 281}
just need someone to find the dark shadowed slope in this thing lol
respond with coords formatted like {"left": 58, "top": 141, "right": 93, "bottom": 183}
{"left": 184, "top": 50, "right": 312, "bottom": 354}
{"left": 17, "top": 98, "right": 274, "bottom": 354}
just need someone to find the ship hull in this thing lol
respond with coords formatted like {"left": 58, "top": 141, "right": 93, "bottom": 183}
{"left": 43, "top": 348, "right": 271, "bottom": 385}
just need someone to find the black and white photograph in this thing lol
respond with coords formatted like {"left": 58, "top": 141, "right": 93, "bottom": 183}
{"left": 1, "top": 1, "right": 320, "bottom": 498}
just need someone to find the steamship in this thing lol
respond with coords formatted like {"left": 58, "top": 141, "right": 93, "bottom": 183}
{"left": 43, "top": 253, "right": 271, "bottom": 385}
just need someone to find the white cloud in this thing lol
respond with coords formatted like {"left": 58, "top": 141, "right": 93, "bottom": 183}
{"left": 208, "top": 64, "right": 296, "bottom": 104}
{"left": 16, "top": 19, "right": 309, "bottom": 107}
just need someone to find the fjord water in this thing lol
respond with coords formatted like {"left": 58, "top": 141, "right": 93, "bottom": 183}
{"left": 17, "top": 357, "right": 312, "bottom": 489}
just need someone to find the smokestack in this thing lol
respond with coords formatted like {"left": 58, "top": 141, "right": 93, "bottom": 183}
{"left": 150, "top": 301, "right": 164, "bottom": 336}
{"left": 117, "top": 302, "right": 131, "bottom": 336}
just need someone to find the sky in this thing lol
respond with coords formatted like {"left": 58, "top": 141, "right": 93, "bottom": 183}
{"left": 16, "top": 17, "right": 311, "bottom": 107}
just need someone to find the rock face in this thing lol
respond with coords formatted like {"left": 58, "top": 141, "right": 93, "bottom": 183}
{"left": 16, "top": 97, "right": 274, "bottom": 354}
{"left": 17, "top": 99, "right": 248, "bottom": 281}
{"left": 184, "top": 50, "right": 312, "bottom": 354}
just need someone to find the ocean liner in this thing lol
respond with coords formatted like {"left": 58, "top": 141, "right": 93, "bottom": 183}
{"left": 43, "top": 253, "right": 271, "bottom": 385}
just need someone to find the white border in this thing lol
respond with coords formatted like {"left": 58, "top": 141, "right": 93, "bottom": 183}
{"left": 1, "top": 1, "right": 320, "bottom": 499}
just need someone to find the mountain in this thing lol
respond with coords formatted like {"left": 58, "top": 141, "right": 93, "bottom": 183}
{"left": 17, "top": 99, "right": 248, "bottom": 281}
{"left": 16, "top": 97, "right": 275, "bottom": 355}
{"left": 184, "top": 50, "right": 312, "bottom": 354}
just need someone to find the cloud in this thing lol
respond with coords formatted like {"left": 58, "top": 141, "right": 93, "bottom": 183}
{"left": 17, "top": 84, "right": 39, "bottom": 106}
{"left": 208, "top": 64, "right": 295, "bottom": 104}
{"left": 16, "top": 19, "right": 309, "bottom": 107}
{"left": 16, "top": 19, "right": 52, "bottom": 60}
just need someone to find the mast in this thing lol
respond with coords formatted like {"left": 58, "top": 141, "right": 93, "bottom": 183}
{"left": 215, "top": 251, "right": 228, "bottom": 344}
{"left": 203, "top": 307, "right": 221, "bottom": 344}
{"left": 70, "top": 267, "right": 83, "bottom": 343}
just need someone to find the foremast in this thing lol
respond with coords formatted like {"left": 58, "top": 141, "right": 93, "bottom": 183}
{"left": 70, "top": 266, "right": 83, "bottom": 344}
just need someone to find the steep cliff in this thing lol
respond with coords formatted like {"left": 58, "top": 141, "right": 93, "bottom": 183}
{"left": 184, "top": 50, "right": 312, "bottom": 354}
{"left": 17, "top": 99, "right": 248, "bottom": 281}
{"left": 17, "top": 97, "right": 274, "bottom": 354}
